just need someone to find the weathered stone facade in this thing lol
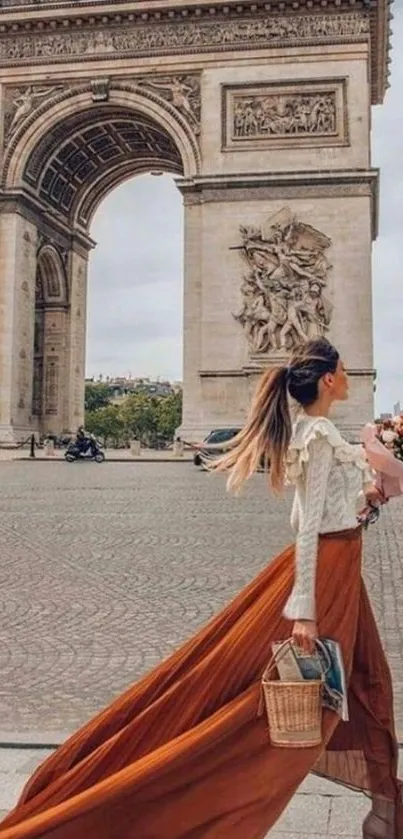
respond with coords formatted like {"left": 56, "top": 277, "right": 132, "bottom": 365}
{"left": 0, "top": 0, "right": 393, "bottom": 441}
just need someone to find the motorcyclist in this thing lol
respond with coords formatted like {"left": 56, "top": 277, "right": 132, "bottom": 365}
{"left": 75, "top": 426, "right": 98, "bottom": 457}
{"left": 76, "top": 426, "right": 88, "bottom": 453}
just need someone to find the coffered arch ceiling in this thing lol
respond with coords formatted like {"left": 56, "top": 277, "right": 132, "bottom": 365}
{"left": 22, "top": 107, "right": 184, "bottom": 230}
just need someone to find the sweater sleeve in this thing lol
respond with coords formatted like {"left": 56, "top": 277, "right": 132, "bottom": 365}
{"left": 283, "top": 435, "right": 334, "bottom": 622}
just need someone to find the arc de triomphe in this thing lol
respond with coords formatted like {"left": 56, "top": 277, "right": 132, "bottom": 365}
{"left": 0, "top": 0, "right": 392, "bottom": 442}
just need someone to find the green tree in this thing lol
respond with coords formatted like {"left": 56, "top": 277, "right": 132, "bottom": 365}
{"left": 85, "top": 404, "right": 124, "bottom": 448}
{"left": 84, "top": 387, "right": 183, "bottom": 449}
{"left": 155, "top": 391, "right": 182, "bottom": 441}
{"left": 120, "top": 393, "right": 158, "bottom": 446}
{"left": 84, "top": 383, "right": 112, "bottom": 413}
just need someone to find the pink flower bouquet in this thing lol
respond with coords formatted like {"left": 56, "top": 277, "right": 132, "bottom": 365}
{"left": 360, "top": 417, "right": 403, "bottom": 524}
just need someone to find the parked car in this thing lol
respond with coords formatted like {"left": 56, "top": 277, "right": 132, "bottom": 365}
{"left": 193, "top": 428, "right": 241, "bottom": 468}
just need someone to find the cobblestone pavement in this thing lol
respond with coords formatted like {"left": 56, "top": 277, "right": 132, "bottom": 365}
{"left": 0, "top": 461, "right": 402, "bottom": 836}
{"left": 0, "top": 460, "right": 402, "bottom": 735}
{"left": 0, "top": 461, "right": 292, "bottom": 734}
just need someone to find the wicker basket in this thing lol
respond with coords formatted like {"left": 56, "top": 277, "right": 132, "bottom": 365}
{"left": 259, "top": 639, "right": 324, "bottom": 748}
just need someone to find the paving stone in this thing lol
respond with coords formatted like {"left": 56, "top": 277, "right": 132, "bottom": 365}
{"left": 0, "top": 773, "right": 28, "bottom": 811}
{"left": 328, "top": 795, "right": 371, "bottom": 835}
{"left": 0, "top": 748, "right": 53, "bottom": 774}
{"left": 274, "top": 794, "right": 331, "bottom": 833}
{"left": 298, "top": 774, "right": 361, "bottom": 797}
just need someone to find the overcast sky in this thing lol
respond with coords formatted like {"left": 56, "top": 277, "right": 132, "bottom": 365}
{"left": 87, "top": 8, "right": 402, "bottom": 413}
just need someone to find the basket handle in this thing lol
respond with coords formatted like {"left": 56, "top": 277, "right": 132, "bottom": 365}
{"left": 257, "top": 637, "right": 332, "bottom": 718}
{"left": 261, "top": 637, "right": 294, "bottom": 682}
{"left": 263, "top": 638, "right": 331, "bottom": 680}
{"left": 257, "top": 638, "right": 293, "bottom": 718}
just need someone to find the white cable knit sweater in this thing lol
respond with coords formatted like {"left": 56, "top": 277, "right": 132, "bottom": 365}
{"left": 283, "top": 415, "right": 372, "bottom": 622}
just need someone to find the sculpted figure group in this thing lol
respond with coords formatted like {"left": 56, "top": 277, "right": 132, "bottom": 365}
{"left": 234, "top": 207, "right": 333, "bottom": 355}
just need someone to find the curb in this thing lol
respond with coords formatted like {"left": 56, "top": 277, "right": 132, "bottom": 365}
{"left": 0, "top": 730, "right": 71, "bottom": 749}
{"left": 15, "top": 457, "right": 194, "bottom": 464}
{"left": 1, "top": 738, "right": 402, "bottom": 752}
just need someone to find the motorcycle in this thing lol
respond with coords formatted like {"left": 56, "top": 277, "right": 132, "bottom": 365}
{"left": 64, "top": 438, "right": 105, "bottom": 463}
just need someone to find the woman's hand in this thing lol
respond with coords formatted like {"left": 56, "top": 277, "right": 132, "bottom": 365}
{"left": 365, "top": 484, "right": 384, "bottom": 506}
{"left": 292, "top": 620, "right": 318, "bottom": 654}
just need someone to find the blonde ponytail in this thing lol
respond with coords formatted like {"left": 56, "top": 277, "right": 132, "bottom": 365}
{"left": 212, "top": 366, "right": 292, "bottom": 494}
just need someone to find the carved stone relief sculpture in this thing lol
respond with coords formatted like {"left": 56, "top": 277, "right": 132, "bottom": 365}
{"left": 0, "top": 13, "right": 369, "bottom": 66}
{"left": 3, "top": 84, "right": 64, "bottom": 144}
{"left": 135, "top": 75, "right": 201, "bottom": 134}
{"left": 233, "top": 207, "right": 333, "bottom": 356}
{"left": 223, "top": 80, "right": 347, "bottom": 150}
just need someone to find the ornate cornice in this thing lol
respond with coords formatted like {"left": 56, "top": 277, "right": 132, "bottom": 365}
{"left": 0, "top": 0, "right": 388, "bottom": 17}
{"left": 199, "top": 367, "right": 377, "bottom": 377}
{"left": 178, "top": 169, "right": 380, "bottom": 239}
{"left": 373, "top": 0, "right": 394, "bottom": 102}
{"left": 0, "top": 2, "right": 392, "bottom": 104}
{"left": 178, "top": 169, "right": 379, "bottom": 188}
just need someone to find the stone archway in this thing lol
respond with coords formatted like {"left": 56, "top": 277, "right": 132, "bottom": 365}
{"left": 0, "top": 83, "right": 198, "bottom": 439}
{"left": 3, "top": 83, "right": 200, "bottom": 195}
{"left": 0, "top": 2, "right": 392, "bottom": 442}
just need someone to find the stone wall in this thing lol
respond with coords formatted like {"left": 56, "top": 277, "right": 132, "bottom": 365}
{"left": 201, "top": 51, "right": 370, "bottom": 174}
{"left": 179, "top": 49, "right": 375, "bottom": 440}
{"left": 0, "top": 213, "right": 37, "bottom": 440}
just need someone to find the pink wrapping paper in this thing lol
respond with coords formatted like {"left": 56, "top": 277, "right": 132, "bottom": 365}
{"left": 361, "top": 423, "right": 403, "bottom": 500}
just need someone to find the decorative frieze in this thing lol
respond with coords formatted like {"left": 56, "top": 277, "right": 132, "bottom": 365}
{"left": 0, "top": 13, "right": 369, "bottom": 66}
{"left": 222, "top": 79, "right": 348, "bottom": 151}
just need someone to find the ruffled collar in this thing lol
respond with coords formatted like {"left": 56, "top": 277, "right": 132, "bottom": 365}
{"left": 286, "top": 415, "right": 369, "bottom": 483}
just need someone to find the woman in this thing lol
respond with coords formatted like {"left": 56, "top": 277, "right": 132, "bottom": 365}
{"left": 0, "top": 338, "right": 400, "bottom": 839}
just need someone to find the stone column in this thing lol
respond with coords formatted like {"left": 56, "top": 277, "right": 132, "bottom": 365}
{"left": 177, "top": 181, "right": 259, "bottom": 442}
{"left": 65, "top": 246, "right": 89, "bottom": 433}
{"left": 41, "top": 307, "right": 69, "bottom": 434}
{"left": 0, "top": 212, "right": 37, "bottom": 442}
{"left": 176, "top": 194, "right": 204, "bottom": 441}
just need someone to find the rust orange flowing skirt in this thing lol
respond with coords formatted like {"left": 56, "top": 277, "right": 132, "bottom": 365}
{"left": 0, "top": 529, "right": 400, "bottom": 839}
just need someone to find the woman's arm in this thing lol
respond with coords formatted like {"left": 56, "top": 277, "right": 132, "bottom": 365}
{"left": 283, "top": 436, "right": 334, "bottom": 625}
{"left": 290, "top": 492, "right": 300, "bottom": 535}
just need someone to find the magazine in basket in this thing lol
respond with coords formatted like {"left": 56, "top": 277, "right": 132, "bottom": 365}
{"left": 272, "top": 638, "right": 348, "bottom": 722}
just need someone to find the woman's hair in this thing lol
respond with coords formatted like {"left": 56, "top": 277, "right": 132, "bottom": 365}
{"left": 212, "top": 338, "right": 339, "bottom": 494}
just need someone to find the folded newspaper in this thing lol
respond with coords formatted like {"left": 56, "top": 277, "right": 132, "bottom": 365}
{"left": 272, "top": 638, "right": 349, "bottom": 722}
